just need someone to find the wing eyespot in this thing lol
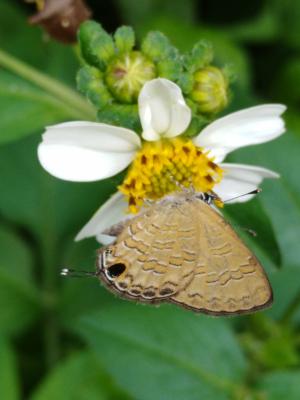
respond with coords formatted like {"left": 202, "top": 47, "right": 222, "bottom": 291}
{"left": 106, "top": 263, "right": 126, "bottom": 278}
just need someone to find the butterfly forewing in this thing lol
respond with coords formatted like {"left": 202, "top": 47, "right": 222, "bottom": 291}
{"left": 97, "top": 193, "right": 273, "bottom": 315}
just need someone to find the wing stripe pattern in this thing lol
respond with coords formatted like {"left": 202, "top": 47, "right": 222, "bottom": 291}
{"left": 98, "top": 193, "right": 273, "bottom": 315}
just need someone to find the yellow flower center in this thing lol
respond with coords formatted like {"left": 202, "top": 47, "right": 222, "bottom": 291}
{"left": 119, "top": 138, "right": 223, "bottom": 213}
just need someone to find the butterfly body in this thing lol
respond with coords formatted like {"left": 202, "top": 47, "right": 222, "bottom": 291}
{"left": 97, "top": 192, "right": 273, "bottom": 316}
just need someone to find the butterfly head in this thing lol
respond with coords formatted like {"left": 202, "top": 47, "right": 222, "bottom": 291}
{"left": 98, "top": 246, "right": 128, "bottom": 283}
{"left": 193, "top": 191, "right": 224, "bottom": 208}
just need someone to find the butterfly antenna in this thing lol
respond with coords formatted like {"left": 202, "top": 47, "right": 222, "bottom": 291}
{"left": 223, "top": 188, "right": 262, "bottom": 203}
{"left": 60, "top": 268, "right": 97, "bottom": 278}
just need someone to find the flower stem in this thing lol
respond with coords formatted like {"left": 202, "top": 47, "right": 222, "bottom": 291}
{"left": 0, "top": 48, "right": 96, "bottom": 121}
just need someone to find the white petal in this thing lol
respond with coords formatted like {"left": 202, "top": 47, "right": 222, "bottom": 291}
{"left": 139, "top": 78, "right": 191, "bottom": 141}
{"left": 96, "top": 234, "right": 118, "bottom": 246}
{"left": 193, "top": 104, "right": 286, "bottom": 162}
{"left": 214, "top": 163, "right": 279, "bottom": 203}
{"left": 75, "top": 191, "right": 130, "bottom": 242}
{"left": 38, "top": 122, "right": 141, "bottom": 182}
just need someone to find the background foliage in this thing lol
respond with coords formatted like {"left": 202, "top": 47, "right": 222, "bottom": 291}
{"left": 1, "top": 1, "right": 300, "bottom": 399}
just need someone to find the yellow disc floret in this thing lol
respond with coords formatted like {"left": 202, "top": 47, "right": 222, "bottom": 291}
{"left": 119, "top": 138, "right": 223, "bottom": 213}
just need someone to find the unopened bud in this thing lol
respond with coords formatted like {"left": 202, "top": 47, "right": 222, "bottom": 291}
{"left": 191, "top": 66, "right": 228, "bottom": 114}
{"left": 105, "top": 51, "right": 156, "bottom": 103}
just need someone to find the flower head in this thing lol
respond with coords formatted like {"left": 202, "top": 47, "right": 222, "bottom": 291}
{"left": 76, "top": 22, "right": 232, "bottom": 134}
{"left": 38, "top": 78, "right": 286, "bottom": 244}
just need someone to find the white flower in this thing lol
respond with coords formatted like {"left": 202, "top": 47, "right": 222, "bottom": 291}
{"left": 37, "top": 78, "right": 286, "bottom": 243}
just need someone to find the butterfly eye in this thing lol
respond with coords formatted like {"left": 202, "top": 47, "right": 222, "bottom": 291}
{"left": 105, "top": 247, "right": 113, "bottom": 256}
{"left": 106, "top": 263, "right": 126, "bottom": 278}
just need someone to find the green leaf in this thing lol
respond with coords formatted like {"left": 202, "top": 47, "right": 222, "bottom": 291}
{"left": 31, "top": 351, "right": 129, "bottom": 400}
{"left": 76, "top": 304, "right": 247, "bottom": 400}
{"left": 0, "top": 338, "right": 20, "bottom": 400}
{"left": 257, "top": 370, "right": 300, "bottom": 400}
{"left": 0, "top": 225, "right": 39, "bottom": 335}
{"left": 229, "top": 132, "right": 300, "bottom": 268}
{"left": 0, "top": 71, "right": 75, "bottom": 144}
{"left": 267, "top": 267, "right": 300, "bottom": 320}
{"left": 0, "top": 134, "right": 116, "bottom": 242}
{"left": 0, "top": 2, "right": 78, "bottom": 84}
{"left": 0, "top": 2, "right": 94, "bottom": 144}
{"left": 224, "top": 198, "right": 280, "bottom": 268}
{"left": 225, "top": 5, "right": 280, "bottom": 43}
{"left": 271, "top": 0, "right": 300, "bottom": 49}
{"left": 273, "top": 58, "right": 300, "bottom": 105}
{"left": 226, "top": 131, "right": 300, "bottom": 321}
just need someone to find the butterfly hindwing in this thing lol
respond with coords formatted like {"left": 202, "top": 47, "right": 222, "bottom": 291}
{"left": 170, "top": 200, "right": 273, "bottom": 315}
{"left": 98, "top": 198, "right": 199, "bottom": 302}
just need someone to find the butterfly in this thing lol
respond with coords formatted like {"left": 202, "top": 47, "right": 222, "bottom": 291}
{"left": 95, "top": 190, "right": 273, "bottom": 316}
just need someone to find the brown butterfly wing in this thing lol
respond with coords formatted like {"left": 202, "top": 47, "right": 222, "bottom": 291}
{"left": 170, "top": 199, "right": 273, "bottom": 315}
{"left": 98, "top": 198, "right": 200, "bottom": 302}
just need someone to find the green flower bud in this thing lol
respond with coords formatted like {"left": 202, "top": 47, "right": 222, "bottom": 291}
{"left": 190, "top": 66, "right": 228, "bottom": 114}
{"left": 105, "top": 51, "right": 156, "bottom": 103}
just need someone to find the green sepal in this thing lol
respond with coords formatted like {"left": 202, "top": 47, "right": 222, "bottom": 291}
{"left": 156, "top": 57, "right": 182, "bottom": 82}
{"left": 222, "top": 63, "right": 237, "bottom": 83}
{"left": 78, "top": 21, "right": 104, "bottom": 68}
{"left": 184, "top": 40, "right": 214, "bottom": 73}
{"left": 114, "top": 26, "right": 135, "bottom": 54}
{"left": 78, "top": 21, "right": 115, "bottom": 69}
{"left": 141, "top": 31, "right": 178, "bottom": 62}
{"left": 186, "top": 98, "right": 199, "bottom": 114}
{"left": 177, "top": 72, "right": 194, "bottom": 94}
{"left": 183, "top": 113, "right": 209, "bottom": 138}
{"left": 77, "top": 66, "right": 112, "bottom": 108}
{"left": 91, "top": 33, "right": 115, "bottom": 67}
{"left": 97, "top": 104, "right": 140, "bottom": 132}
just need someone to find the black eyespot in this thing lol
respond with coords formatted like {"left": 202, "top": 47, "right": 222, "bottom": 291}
{"left": 107, "top": 263, "right": 126, "bottom": 278}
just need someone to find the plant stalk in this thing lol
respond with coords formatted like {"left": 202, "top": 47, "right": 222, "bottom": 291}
{"left": 0, "top": 48, "right": 96, "bottom": 121}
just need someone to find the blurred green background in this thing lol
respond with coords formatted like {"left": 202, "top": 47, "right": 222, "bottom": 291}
{"left": 1, "top": 0, "right": 300, "bottom": 399}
